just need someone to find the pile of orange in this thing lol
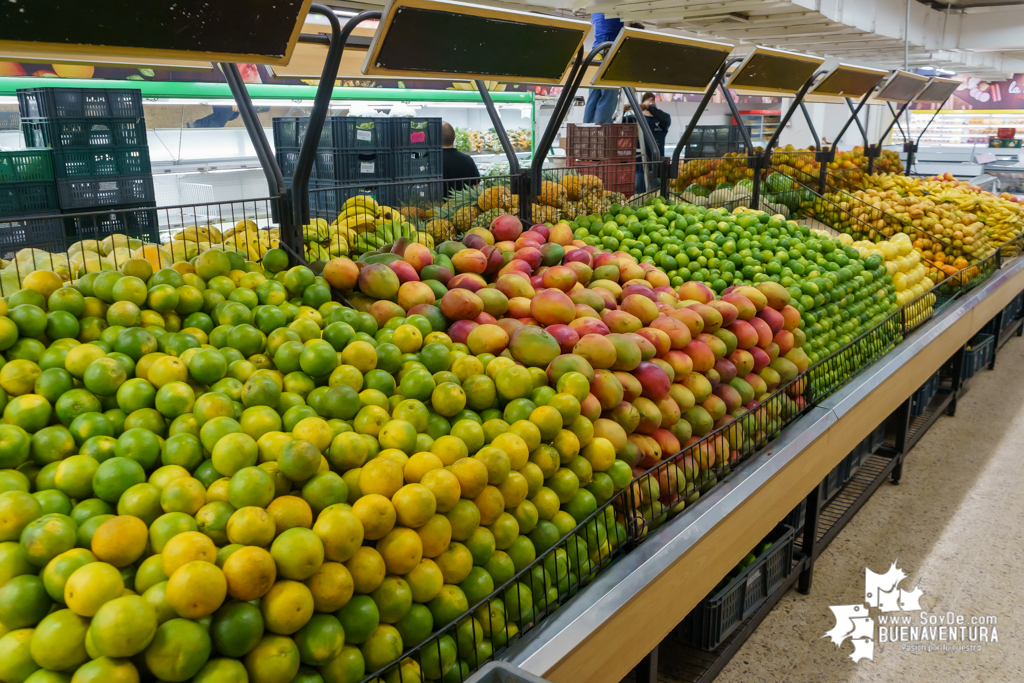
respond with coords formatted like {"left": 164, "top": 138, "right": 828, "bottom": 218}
{"left": 0, "top": 247, "right": 624, "bottom": 683}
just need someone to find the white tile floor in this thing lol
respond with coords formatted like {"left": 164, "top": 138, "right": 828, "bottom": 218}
{"left": 713, "top": 335, "right": 1024, "bottom": 682}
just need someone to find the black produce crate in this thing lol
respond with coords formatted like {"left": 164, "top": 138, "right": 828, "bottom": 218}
{"left": 961, "top": 333, "right": 995, "bottom": 383}
{"left": 280, "top": 148, "right": 391, "bottom": 184}
{"left": 308, "top": 182, "right": 390, "bottom": 221}
{"left": 17, "top": 87, "right": 143, "bottom": 119}
{"left": 680, "top": 524, "right": 796, "bottom": 651}
{"left": 63, "top": 203, "right": 159, "bottom": 243}
{"left": 821, "top": 455, "right": 852, "bottom": 502}
{"left": 389, "top": 178, "right": 444, "bottom": 208}
{"left": 0, "top": 112, "right": 19, "bottom": 130}
{"left": 0, "top": 181, "right": 59, "bottom": 216}
{"left": 983, "top": 291, "right": 1024, "bottom": 335}
{"left": 391, "top": 117, "right": 442, "bottom": 148}
{"left": 272, "top": 116, "right": 337, "bottom": 149}
{"left": 22, "top": 117, "right": 147, "bottom": 149}
{"left": 56, "top": 176, "right": 155, "bottom": 211}
{"left": 52, "top": 147, "right": 151, "bottom": 179}
{"left": 0, "top": 217, "right": 65, "bottom": 253}
{"left": 0, "top": 150, "right": 53, "bottom": 183}
{"left": 337, "top": 117, "right": 390, "bottom": 149}
{"left": 391, "top": 148, "right": 442, "bottom": 179}
{"left": 783, "top": 499, "right": 806, "bottom": 531}
{"left": 909, "top": 371, "right": 940, "bottom": 418}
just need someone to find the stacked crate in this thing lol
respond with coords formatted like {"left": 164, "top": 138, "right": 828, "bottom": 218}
{"left": 18, "top": 87, "right": 158, "bottom": 242}
{"left": 564, "top": 123, "right": 638, "bottom": 196}
{"left": 273, "top": 116, "right": 442, "bottom": 219}
{"left": 0, "top": 149, "right": 63, "bottom": 252}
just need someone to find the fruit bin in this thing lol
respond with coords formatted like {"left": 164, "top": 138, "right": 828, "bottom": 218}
{"left": 565, "top": 123, "right": 637, "bottom": 160}
{"left": 679, "top": 524, "right": 797, "bottom": 651}
{"left": 56, "top": 175, "right": 155, "bottom": 211}
{"left": 0, "top": 150, "right": 53, "bottom": 183}
{"left": 62, "top": 202, "right": 159, "bottom": 242}
{"left": 22, "top": 117, "right": 148, "bottom": 149}
{"left": 17, "top": 87, "right": 144, "bottom": 119}
{"left": 51, "top": 147, "right": 151, "bottom": 180}
{"left": 0, "top": 181, "right": 59, "bottom": 216}
{"left": 391, "top": 117, "right": 442, "bottom": 148}
{"left": 391, "top": 148, "right": 442, "bottom": 179}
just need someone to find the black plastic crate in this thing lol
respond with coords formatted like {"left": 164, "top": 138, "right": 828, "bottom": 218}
{"left": 56, "top": 175, "right": 155, "bottom": 211}
{"left": 0, "top": 182, "right": 59, "bottom": 216}
{"left": 821, "top": 455, "right": 852, "bottom": 502}
{"left": 961, "top": 333, "right": 995, "bottom": 383}
{"left": 391, "top": 148, "right": 442, "bottom": 179}
{"left": 22, "top": 117, "right": 148, "bottom": 149}
{"left": 389, "top": 179, "right": 445, "bottom": 208}
{"left": 0, "top": 217, "right": 65, "bottom": 252}
{"left": 0, "top": 150, "right": 53, "bottom": 183}
{"left": 51, "top": 148, "right": 151, "bottom": 179}
{"left": 63, "top": 203, "right": 159, "bottom": 243}
{"left": 279, "top": 148, "right": 345, "bottom": 183}
{"left": 0, "top": 112, "right": 19, "bottom": 131}
{"left": 17, "top": 88, "right": 143, "bottom": 119}
{"left": 337, "top": 117, "right": 390, "bottom": 148}
{"left": 983, "top": 292, "right": 1024, "bottom": 335}
{"left": 391, "top": 117, "right": 442, "bottom": 148}
{"left": 272, "top": 116, "right": 337, "bottom": 149}
{"left": 308, "top": 182, "right": 390, "bottom": 222}
{"left": 680, "top": 524, "right": 796, "bottom": 651}
{"left": 783, "top": 499, "right": 806, "bottom": 531}
{"left": 909, "top": 371, "right": 940, "bottom": 418}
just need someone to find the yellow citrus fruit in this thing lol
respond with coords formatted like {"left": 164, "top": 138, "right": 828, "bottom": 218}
{"left": 434, "top": 542, "right": 473, "bottom": 584}
{"left": 429, "top": 435, "right": 467, "bottom": 467}
{"left": 267, "top": 495, "right": 313, "bottom": 535}
{"left": 403, "top": 452, "right": 443, "bottom": 483}
{"left": 444, "top": 499, "right": 481, "bottom": 542}
{"left": 391, "top": 483, "right": 436, "bottom": 528}
{"left": 404, "top": 558, "right": 444, "bottom": 603}
{"left": 473, "top": 485, "right": 505, "bottom": 526}
{"left": 351, "top": 494, "right": 395, "bottom": 541}
{"left": 416, "top": 514, "right": 452, "bottom": 559}
{"left": 358, "top": 458, "right": 403, "bottom": 498}
{"left": 498, "top": 471, "right": 529, "bottom": 509}
{"left": 166, "top": 560, "right": 226, "bottom": 618}
{"left": 449, "top": 457, "right": 488, "bottom": 499}
{"left": 304, "top": 561, "right": 354, "bottom": 613}
{"left": 420, "top": 469, "right": 460, "bottom": 513}
{"left": 343, "top": 546, "right": 386, "bottom": 595}
{"left": 260, "top": 580, "right": 314, "bottom": 635}
{"left": 312, "top": 504, "right": 364, "bottom": 563}
{"left": 226, "top": 506, "right": 276, "bottom": 547}
{"left": 491, "top": 433, "right": 529, "bottom": 470}
{"left": 161, "top": 531, "right": 216, "bottom": 576}
{"left": 376, "top": 527, "right": 423, "bottom": 575}
{"left": 90, "top": 516, "right": 148, "bottom": 567}
{"left": 472, "top": 446, "right": 510, "bottom": 486}
{"left": 222, "top": 546, "right": 277, "bottom": 601}
{"left": 292, "top": 417, "right": 332, "bottom": 453}
{"left": 65, "top": 562, "right": 124, "bottom": 616}
{"left": 270, "top": 528, "right": 324, "bottom": 581}
{"left": 582, "top": 437, "right": 615, "bottom": 472}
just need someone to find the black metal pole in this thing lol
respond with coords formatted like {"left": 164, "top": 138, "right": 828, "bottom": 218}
{"left": 917, "top": 99, "right": 948, "bottom": 146}
{"left": 290, "top": 7, "right": 382, "bottom": 236}
{"left": 799, "top": 102, "right": 820, "bottom": 148}
{"left": 721, "top": 85, "right": 758, "bottom": 207}
{"left": 721, "top": 85, "right": 754, "bottom": 152}
{"left": 221, "top": 63, "right": 284, "bottom": 197}
{"left": 763, "top": 71, "right": 822, "bottom": 159}
{"left": 887, "top": 101, "right": 909, "bottom": 142}
{"left": 475, "top": 81, "right": 519, "bottom": 174}
{"left": 670, "top": 56, "right": 742, "bottom": 176}
{"left": 834, "top": 90, "right": 874, "bottom": 153}
{"left": 530, "top": 42, "right": 613, "bottom": 204}
{"left": 844, "top": 97, "right": 869, "bottom": 147}
{"left": 879, "top": 99, "right": 914, "bottom": 146}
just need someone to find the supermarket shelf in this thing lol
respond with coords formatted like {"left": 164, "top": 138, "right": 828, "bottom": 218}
{"left": 503, "top": 254, "right": 1024, "bottom": 683}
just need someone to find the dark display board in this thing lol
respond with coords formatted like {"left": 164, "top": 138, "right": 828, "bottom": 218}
{"left": 810, "top": 65, "right": 888, "bottom": 99}
{"left": 0, "top": 0, "right": 311, "bottom": 64}
{"left": 915, "top": 77, "right": 960, "bottom": 104}
{"left": 876, "top": 71, "right": 930, "bottom": 102}
{"left": 593, "top": 30, "right": 731, "bottom": 92}
{"left": 364, "top": 1, "right": 587, "bottom": 83}
{"left": 727, "top": 49, "right": 822, "bottom": 94}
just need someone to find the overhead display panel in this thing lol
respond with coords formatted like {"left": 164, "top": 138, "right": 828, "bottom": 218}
{"left": 874, "top": 70, "right": 930, "bottom": 103}
{"left": 590, "top": 28, "right": 732, "bottom": 93}
{"left": 806, "top": 64, "right": 889, "bottom": 102}
{"left": 915, "top": 76, "right": 961, "bottom": 104}
{"left": 271, "top": 24, "right": 380, "bottom": 79}
{"left": 0, "top": 0, "right": 312, "bottom": 65}
{"left": 363, "top": 0, "right": 589, "bottom": 84}
{"left": 0, "top": 51, "right": 213, "bottom": 70}
{"left": 725, "top": 47, "right": 823, "bottom": 95}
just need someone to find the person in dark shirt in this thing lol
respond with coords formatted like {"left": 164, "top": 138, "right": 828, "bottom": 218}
{"left": 623, "top": 92, "right": 671, "bottom": 193}
{"left": 441, "top": 122, "right": 480, "bottom": 194}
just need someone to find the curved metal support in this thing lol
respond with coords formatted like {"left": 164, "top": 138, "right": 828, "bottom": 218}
{"left": 671, "top": 56, "right": 742, "bottom": 176}
{"left": 221, "top": 62, "right": 284, "bottom": 196}
{"left": 763, "top": 70, "right": 824, "bottom": 158}
{"left": 880, "top": 99, "right": 914, "bottom": 146}
{"left": 530, "top": 42, "right": 613, "bottom": 197}
{"left": 916, "top": 99, "right": 948, "bottom": 146}
{"left": 832, "top": 89, "right": 874, "bottom": 153}
{"left": 799, "top": 102, "right": 820, "bottom": 148}
{"left": 887, "top": 101, "right": 909, "bottom": 142}
{"left": 720, "top": 84, "right": 754, "bottom": 152}
{"left": 290, "top": 6, "right": 382, "bottom": 235}
{"left": 475, "top": 80, "right": 520, "bottom": 174}
{"left": 844, "top": 97, "right": 869, "bottom": 147}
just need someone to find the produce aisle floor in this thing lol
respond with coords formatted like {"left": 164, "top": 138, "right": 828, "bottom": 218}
{"left": 648, "top": 336, "right": 1024, "bottom": 683}
{"left": 713, "top": 335, "right": 1024, "bottom": 682}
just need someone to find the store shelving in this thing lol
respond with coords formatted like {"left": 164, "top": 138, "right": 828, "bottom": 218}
{"left": 908, "top": 110, "right": 1024, "bottom": 146}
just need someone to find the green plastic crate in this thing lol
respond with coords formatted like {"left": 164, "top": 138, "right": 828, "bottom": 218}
{"left": 0, "top": 150, "right": 53, "bottom": 183}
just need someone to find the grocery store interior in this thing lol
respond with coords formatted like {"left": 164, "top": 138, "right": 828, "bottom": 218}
{"left": 2, "top": 1, "right": 1024, "bottom": 683}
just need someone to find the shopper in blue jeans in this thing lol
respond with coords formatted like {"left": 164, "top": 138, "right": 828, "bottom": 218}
{"left": 583, "top": 12, "right": 623, "bottom": 124}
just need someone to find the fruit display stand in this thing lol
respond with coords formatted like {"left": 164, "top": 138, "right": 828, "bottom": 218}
{"left": 499, "top": 250, "right": 1024, "bottom": 683}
